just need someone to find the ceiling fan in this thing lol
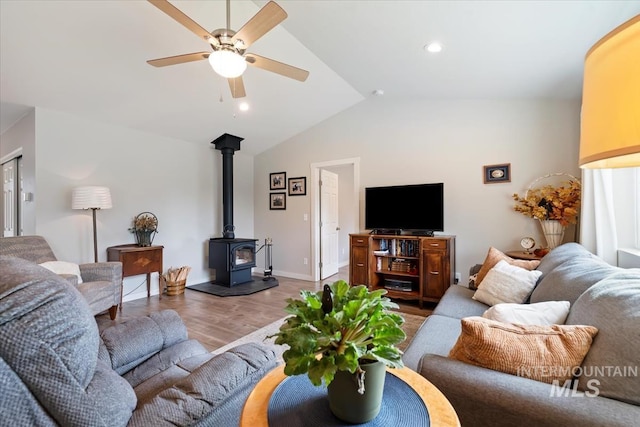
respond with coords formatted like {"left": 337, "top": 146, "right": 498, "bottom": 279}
{"left": 146, "top": 0, "right": 309, "bottom": 98}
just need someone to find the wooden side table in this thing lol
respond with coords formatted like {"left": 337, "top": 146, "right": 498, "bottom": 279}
{"left": 240, "top": 365, "right": 460, "bottom": 427}
{"left": 505, "top": 250, "right": 544, "bottom": 261}
{"left": 107, "top": 244, "right": 164, "bottom": 301}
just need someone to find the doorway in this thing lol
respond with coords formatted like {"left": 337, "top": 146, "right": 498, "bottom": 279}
{"left": 310, "top": 158, "right": 360, "bottom": 282}
{"left": 320, "top": 169, "right": 339, "bottom": 279}
{"left": 2, "top": 155, "right": 22, "bottom": 237}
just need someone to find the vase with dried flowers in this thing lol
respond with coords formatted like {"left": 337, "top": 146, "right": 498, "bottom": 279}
{"left": 129, "top": 212, "right": 158, "bottom": 247}
{"left": 512, "top": 174, "right": 581, "bottom": 249}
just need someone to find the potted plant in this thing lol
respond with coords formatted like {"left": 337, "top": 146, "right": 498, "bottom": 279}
{"left": 270, "top": 279, "right": 406, "bottom": 423}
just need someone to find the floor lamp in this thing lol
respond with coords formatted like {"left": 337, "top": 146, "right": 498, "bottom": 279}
{"left": 72, "top": 186, "right": 112, "bottom": 262}
{"left": 580, "top": 15, "right": 640, "bottom": 169}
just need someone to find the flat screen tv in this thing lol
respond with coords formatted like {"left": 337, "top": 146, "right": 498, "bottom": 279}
{"left": 365, "top": 183, "right": 444, "bottom": 233}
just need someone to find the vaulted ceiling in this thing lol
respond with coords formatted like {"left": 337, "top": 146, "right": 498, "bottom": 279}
{"left": 2, "top": 1, "right": 639, "bottom": 155}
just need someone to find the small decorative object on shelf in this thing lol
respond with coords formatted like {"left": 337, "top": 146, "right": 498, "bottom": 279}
{"left": 129, "top": 212, "right": 158, "bottom": 247}
{"left": 512, "top": 173, "right": 581, "bottom": 249}
{"left": 534, "top": 247, "right": 550, "bottom": 258}
{"left": 520, "top": 237, "right": 536, "bottom": 254}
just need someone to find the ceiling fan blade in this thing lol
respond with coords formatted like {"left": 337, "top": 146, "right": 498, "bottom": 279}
{"left": 231, "top": 1, "right": 287, "bottom": 49}
{"left": 148, "top": 0, "right": 212, "bottom": 42}
{"left": 228, "top": 76, "right": 246, "bottom": 98}
{"left": 245, "top": 53, "right": 309, "bottom": 82}
{"left": 147, "top": 52, "right": 210, "bottom": 67}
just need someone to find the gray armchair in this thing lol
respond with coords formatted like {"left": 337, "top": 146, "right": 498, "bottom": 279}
{"left": 0, "top": 235, "right": 122, "bottom": 319}
{"left": 0, "top": 255, "right": 278, "bottom": 426}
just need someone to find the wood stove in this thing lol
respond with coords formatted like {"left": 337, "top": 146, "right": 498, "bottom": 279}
{"left": 209, "top": 238, "right": 258, "bottom": 287}
{"left": 208, "top": 133, "right": 258, "bottom": 287}
{"left": 187, "top": 133, "right": 279, "bottom": 295}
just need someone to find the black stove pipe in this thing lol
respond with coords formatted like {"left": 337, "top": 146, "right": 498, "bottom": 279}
{"left": 212, "top": 133, "right": 244, "bottom": 239}
{"left": 220, "top": 146, "right": 234, "bottom": 238}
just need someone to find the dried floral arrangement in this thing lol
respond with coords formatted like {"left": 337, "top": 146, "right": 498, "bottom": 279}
{"left": 129, "top": 212, "right": 158, "bottom": 232}
{"left": 512, "top": 178, "right": 581, "bottom": 226}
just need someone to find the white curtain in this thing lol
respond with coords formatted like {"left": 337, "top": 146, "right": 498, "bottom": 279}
{"left": 580, "top": 169, "right": 618, "bottom": 264}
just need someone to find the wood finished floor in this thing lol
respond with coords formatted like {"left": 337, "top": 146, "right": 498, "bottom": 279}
{"left": 96, "top": 266, "right": 433, "bottom": 352}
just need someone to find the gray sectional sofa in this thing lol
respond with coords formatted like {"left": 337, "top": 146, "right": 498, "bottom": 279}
{"left": 403, "top": 242, "right": 640, "bottom": 427}
{"left": 0, "top": 255, "right": 278, "bottom": 426}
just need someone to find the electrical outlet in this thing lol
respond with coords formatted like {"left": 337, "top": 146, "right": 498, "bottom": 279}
{"left": 303, "top": 258, "right": 308, "bottom": 265}
{"left": 455, "top": 272, "right": 461, "bottom": 284}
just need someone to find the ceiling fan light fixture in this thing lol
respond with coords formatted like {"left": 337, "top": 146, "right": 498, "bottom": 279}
{"left": 208, "top": 49, "right": 247, "bottom": 78}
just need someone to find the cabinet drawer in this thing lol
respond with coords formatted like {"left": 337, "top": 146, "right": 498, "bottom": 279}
{"left": 351, "top": 236, "right": 369, "bottom": 247}
{"left": 120, "top": 250, "right": 162, "bottom": 276}
{"left": 422, "top": 239, "right": 448, "bottom": 250}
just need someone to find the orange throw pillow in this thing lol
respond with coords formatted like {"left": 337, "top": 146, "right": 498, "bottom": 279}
{"left": 449, "top": 317, "right": 598, "bottom": 384}
{"left": 475, "top": 247, "right": 540, "bottom": 287}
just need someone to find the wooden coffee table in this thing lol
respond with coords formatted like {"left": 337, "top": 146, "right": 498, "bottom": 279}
{"left": 240, "top": 365, "right": 460, "bottom": 427}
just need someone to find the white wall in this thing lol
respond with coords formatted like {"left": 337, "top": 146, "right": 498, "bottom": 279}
{"left": 254, "top": 98, "right": 582, "bottom": 283}
{"left": 2, "top": 98, "right": 584, "bottom": 293}
{"left": 4, "top": 107, "right": 255, "bottom": 301}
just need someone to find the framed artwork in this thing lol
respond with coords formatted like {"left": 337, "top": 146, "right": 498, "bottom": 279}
{"left": 270, "top": 192, "right": 286, "bottom": 210}
{"left": 288, "top": 177, "right": 307, "bottom": 196}
{"left": 483, "top": 163, "right": 511, "bottom": 184}
{"left": 270, "top": 172, "right": 286, "bottom": 190}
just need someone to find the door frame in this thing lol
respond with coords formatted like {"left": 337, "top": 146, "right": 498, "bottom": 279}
{"left": 1, "top": 148, "right": 23, "bottom": 237}
{"left": 310, "top": 157, "right": 360, "bottom": 282}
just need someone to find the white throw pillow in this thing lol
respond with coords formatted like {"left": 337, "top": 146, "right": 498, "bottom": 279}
{"left": 482, "top": 301, "right": 571, "bottom": 325}
{"left": 39, "top": 261, "right": 83, "bottom": 284}
{"left": 472, "top": 260, "right": 541, "bottom": 306}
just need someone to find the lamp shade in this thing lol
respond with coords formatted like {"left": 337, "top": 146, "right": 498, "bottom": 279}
{"left": 72, "top": 186, "right": 112, "bottom": 210}
{"left": 579, "top": 15, "right": 640, "bottom": 168}
{"left": 208, "top": 49, "right": 247, "bottom": 78}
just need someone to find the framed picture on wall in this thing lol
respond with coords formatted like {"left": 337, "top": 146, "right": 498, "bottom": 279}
{"left": 288, "top": 177, "right": 306, "bottom": 196}
{"left": 270, "top": 192, "right": 286, "bottom": 210}
{"left": 270, "top": 172, "right": 286, "bottom": 190}
{"left": 483, "top": 163, "right": 511, "bottom": 184}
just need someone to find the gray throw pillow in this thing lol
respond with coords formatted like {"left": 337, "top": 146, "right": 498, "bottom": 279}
{"left": 566, "top": 271, "right": 640, "bottom": 405}
{"left": 534, "top": 242, "right": 594, "bottom": 277}
{"left": 529, "top": 256, "right": 616, "bottom": 305}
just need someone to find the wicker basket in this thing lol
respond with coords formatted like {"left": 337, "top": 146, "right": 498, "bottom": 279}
{"left": 164, "top": 278, "right": 186, "bottom": 296}
{"left": 161, "top": 265, "right": 191, "bottom": 296}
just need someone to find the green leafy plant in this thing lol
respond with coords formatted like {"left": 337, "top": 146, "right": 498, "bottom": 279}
{"left": 270, "top": 279, "right": 406, "bottom": 387}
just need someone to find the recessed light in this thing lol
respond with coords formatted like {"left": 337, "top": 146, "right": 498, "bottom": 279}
{"left": 238, "top": 102, "right": 249, "bottom": 111}
{"left": 424, "top": 42, "right": 443, "bottom": 53}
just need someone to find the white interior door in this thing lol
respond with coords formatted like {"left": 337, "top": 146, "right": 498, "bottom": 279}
{"left": 320, "top": 169, "right": 339, "bottom": 279}
{"left": 3, "top": 158, "right": 18, "bottom": 237}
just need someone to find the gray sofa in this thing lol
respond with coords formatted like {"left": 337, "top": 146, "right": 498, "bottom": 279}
{"left": 403, "top": 243, "right": 640, "bottom": 427}
{"left": 0, "top": 235, "right": 122, "bottom": 319}
{"left": 0, "top": 255, "right": 278, "bottom": 426}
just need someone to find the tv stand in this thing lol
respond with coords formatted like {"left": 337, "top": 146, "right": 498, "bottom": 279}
{"left": 349, "top": 233, "right": 456, "bottom": 307}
